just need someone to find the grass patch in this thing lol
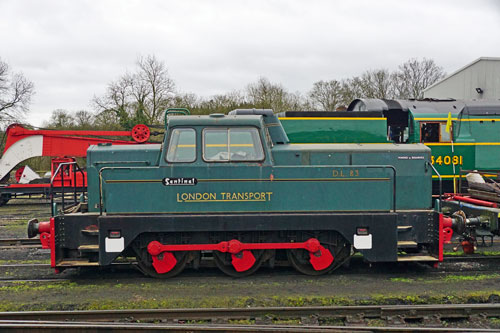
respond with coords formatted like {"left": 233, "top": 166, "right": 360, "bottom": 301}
{"left": 0, "top": 290, "right": 499, "bottom": 312}
{"left": 442, "top": 274, "right": 500, "bottom": 282}
{"left": 388, "top": 273, "right": 500, "bottom": 284}
{"left": 0, "top": 259, "right": 50, "bottom": 265}
{"left": 390, "top": 277, "right": 414, "bottom": 283}
{"left": 444, "top": 251, "right": 500, "bottom": 256}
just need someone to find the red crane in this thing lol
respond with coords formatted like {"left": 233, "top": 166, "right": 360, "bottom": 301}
{"left": 0, "top": 123, "right": 153, "bottom": 205}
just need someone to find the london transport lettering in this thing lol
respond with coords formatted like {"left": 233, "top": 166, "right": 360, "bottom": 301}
{"left": 431, "top": 155, "right": 463, "bottom": 166}
{"left": 177, "top": 192, "right": 273, "bottom": 202}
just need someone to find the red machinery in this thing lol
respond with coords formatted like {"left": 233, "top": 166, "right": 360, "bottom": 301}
{"left": 0, "top": 124, "right": 153, "bottom": 205}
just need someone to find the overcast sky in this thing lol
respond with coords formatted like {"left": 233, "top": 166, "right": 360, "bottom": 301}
{"left": 1, "top": 0, "right": 499, "bottom": 126}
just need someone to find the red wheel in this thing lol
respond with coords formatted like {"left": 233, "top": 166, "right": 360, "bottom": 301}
{"left": 15, "top": 166, "right": 25, "bottom": 182}
{"left": 131, "top": 124, "right": 150, "bottom": 143}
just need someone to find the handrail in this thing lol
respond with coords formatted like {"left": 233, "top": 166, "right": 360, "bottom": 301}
{"left": 50, "top": 161, "right": 86, "bottom": 216}
{"left": 427, "top": 161, "right": 442, "bottom": 210}
{"left": 164, "top": 108, "right": 191, "bottom": 129}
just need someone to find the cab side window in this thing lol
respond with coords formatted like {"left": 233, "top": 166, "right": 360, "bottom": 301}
{"left": 420, "top": 122, "right": 451, "bottom": 143}
{"left": 166, "top": 128, "right": 196, "bottom": 162}
{"left": 203, "top": 127, "right": 264, "bottom": 162}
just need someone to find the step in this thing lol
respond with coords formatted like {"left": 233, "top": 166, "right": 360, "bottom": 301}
{"left": 81, "top": 229, "right": 99, "bottom": 236}
{"left": 397, "top": 225, "right": 412, "bottom": 231}
{"left": 57, "top": 260, "right": 99, "bottom": 267}
{"left": 397, "top": 241, "right": 418, "bottom": 248}
{"left": 397, "top": 255, "right": 439, "bottom": 262}
{"left": 78, "top": 244, "right": 99, "bottom": 252}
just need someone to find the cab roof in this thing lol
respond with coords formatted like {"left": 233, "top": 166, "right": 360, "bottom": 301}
{"left": 167, "top": 114, "right": 264, "bottom": 128}
{"left": 348, "top": 98, "right": 500, "bottom": 116}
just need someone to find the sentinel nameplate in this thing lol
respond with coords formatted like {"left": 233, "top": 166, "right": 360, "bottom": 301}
{"left": 162, "top": 177, "right": 198, "bottom": 186}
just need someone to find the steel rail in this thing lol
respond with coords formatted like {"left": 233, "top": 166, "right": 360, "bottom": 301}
{"left": 0, "top": 321, "right": 494, "bottom": 332}
{"left": 1, "top": 304, "right": 500, "bottom": 322}
{"left": 0, "top": 238, "right": 42, "bottom": 249}
{"left": 443, "top": 255, "right": 500, "bottom": 261}
{"left": 0, "top": 238, "right": 41, "bottom": 246}
{"left": 0, "top": 264, "right": 50, "bottom": 268}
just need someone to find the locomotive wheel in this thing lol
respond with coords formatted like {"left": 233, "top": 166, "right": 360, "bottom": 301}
{"left": 135, "top": 248, "right": 189, "bottom": 278}
{"left": 287, "top": 234, "right": 350, "bottom": 276}
{"left": 213, "top": 249, "right": 268, "bottom": 277}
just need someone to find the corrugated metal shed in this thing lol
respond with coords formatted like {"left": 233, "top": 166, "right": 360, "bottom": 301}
{"left": 423, "top": 57, "right": 500, "bottom": 100}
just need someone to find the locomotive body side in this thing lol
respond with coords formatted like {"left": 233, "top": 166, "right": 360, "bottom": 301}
{"left": 30, "top": 111, "right": 444, "bottom": 277}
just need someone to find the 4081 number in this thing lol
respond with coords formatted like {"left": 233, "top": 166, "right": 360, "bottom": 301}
{"left": 431, "top": 155, "right": 463, "bottom": 165}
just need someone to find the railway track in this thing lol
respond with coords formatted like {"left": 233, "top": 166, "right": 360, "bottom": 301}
{"left": 0, "top": 238, "right": 42, "bottom": 249}
{"left": 0, "top": 304, "right": 498, "bottom": 331}
{"left": 0, "top": 322, "right": 494, "bottom": 332}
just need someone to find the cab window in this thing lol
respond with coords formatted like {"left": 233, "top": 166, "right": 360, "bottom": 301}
{"left": 166, "top": 128, "right": 196, "bottom": 162}
{"left": 420, "top": 122, "right": 451, "bottom": 143}
{"left": 203, "top": 127, "right": 264, "bottom": 162}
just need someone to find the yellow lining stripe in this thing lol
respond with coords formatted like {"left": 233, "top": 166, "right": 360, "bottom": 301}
{"left": 181, "top": 199, "right": 267, "bottom": 203}
{"left": 198, "top": 178, "right": 391, "bottom": 182}
{"left": 206, "top": 144, "right": 254, "bottom": 147}
{"left": 415, "top": 118, "right": 457, "bottom": 121}
{"left": 462, "top": 119, "right": 500, "bottom": 122}
{"left": 432, "top": 174, "right": 498, "bottom": 179}
{"left": 424, "top": 142, "right": 500, "bottom": 146}
{"left": 106, "top": 209, "right": 394, "bottom": 214}
{"left": 290, "top": 142, "right": 393, "bottom": 145}
{"left": 415, "top": 118, "right": 500, "bottom": 122}
{"left": 178, "top": 144, "right": 254, "bottom": 147}
{"left": 278, "top": 117, "right": 386, "bottom": 120}
{"left": 106, "top": 179, "right": 162, "bottom": 183}
{"left": 105, "top": 177, "right": 390, "bottom": 184}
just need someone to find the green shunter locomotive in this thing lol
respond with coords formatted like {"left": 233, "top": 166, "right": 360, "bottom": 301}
{"left": 28, "top": 109, "right": 455, "bottom": 278}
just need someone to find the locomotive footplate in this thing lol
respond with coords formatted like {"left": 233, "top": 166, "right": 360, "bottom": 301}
{"left": 94, "top": 211, "right": 437, "bottom": 267}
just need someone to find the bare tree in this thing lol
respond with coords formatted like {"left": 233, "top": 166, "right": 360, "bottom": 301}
{"left": 93, "top": 109, "right": 122, "bottom": 130}
{"left": 173, "top": 93, "right": 200, "bottom": 111}
{"left": 137, "top": 55, "right": 175, "bottom": 122}
{"left": 246, "top": 77, "right": 305, "bottom": 113}
{"left": 393, "top": 58, "right": 445, "bottom": 99}
{"left": 44, "top": 109, "right": 76, "bottom": 129}
{"left": 359, "top": 69, "right": 395, "bottom": 99}
{"left": 308, "top": 80, "right": 343, "bottom": 110}
{"left": 93, "top": 55, "right": 175, "bottom": 128}
{"left": 74, "top": 110, "right": 94, "bottom": 129}
{"left": 197, "top": 90, "right": 248, "bottom": 115}
{"left": 0, "top": 59, "right": 34, "bottom": 126}
{"left": 339, "top": 77, "right": 364, "bottom": 107}
{"left": 247, "top": 77, "right": 285, "bottom": 111}
{"left": 93, "top": 74, "right": 132, "bottom": 128}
